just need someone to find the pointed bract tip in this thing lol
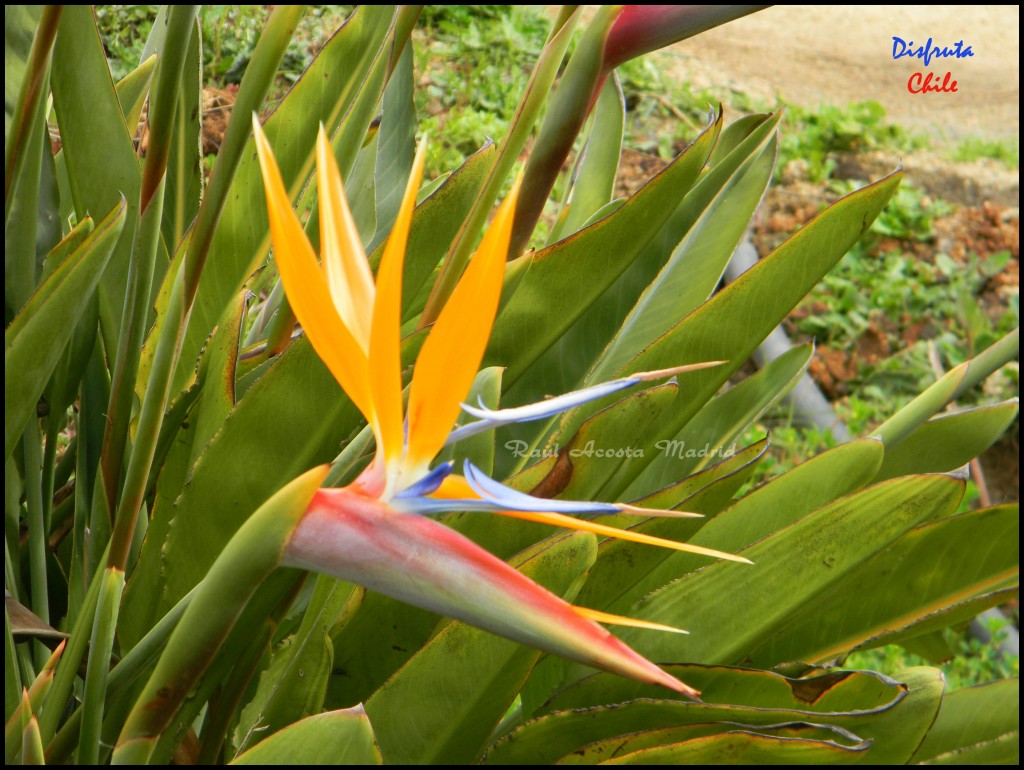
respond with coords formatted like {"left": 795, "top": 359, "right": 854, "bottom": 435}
{"left": 618, "top": 504, "right": 704, "bottom": 519}
{"left": 633, "top": 361, "right": 728, "bottom": 381}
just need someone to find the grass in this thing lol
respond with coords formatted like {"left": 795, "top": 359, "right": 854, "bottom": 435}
{"left": 951, "top": 136, "right": 1020, "bottom": 169}
{"left": 413, "top": 5, "right": 551, "bottom": 176}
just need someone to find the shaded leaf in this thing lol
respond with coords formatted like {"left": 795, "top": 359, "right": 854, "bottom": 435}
{"left": 230, "top": 706, "right": 381, "bottom": 765}
{"left": 5, "top": 201, "right": 125, "bottom": 460}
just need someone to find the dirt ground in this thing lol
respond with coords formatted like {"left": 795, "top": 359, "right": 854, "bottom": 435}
{"left": 662, "top": 5, "right": 1019, "bottom": 143}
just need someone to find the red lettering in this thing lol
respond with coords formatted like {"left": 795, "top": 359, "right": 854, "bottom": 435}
{"left": 907, "top": 71, "right": 959, "bottom": 93}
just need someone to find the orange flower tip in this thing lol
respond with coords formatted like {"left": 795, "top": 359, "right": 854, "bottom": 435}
{"left": 617, "top": 504, "right": 703, "bottom": 519}
{"left": 633, "top": 361, "right": 728, "bottom": 381}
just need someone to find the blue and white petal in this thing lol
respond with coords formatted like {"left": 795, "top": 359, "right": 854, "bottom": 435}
{"left": 445, "top": 363, "right": 725, "bottom": 446}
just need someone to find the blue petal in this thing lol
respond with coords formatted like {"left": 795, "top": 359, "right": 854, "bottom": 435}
{"left": 394, "top": 461, "right": 454, "bottom": 499}
{"left": 446, "top": 376, "right": 645, "bottom": 446}
{"left": 390, "top": 496, "right": 497, "bottom": 515}
{"left": 462, "top": 461, "right": 621, "bottom": 515}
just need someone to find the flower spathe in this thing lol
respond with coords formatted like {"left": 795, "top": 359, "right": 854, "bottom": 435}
{"left": 253, "top": 116, "right": 749, "bottom": 699}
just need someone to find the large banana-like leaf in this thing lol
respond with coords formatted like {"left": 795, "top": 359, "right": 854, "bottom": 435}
{"left": 547, "top": 74, "right": 625, "bottom": 244}
{"left": 587, "top": 113, "right": 781, "bottom": 385}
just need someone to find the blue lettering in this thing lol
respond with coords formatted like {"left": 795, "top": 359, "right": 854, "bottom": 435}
{"left": 891, "top": 36, "right": 974, "bottom": 67}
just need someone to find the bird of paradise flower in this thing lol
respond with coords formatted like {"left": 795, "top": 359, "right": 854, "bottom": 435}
{"left": 248, "top": 119, "right": 751, "bottom": 700}
{"left": 113, "top": 123, "right": 760, "bottom": 762}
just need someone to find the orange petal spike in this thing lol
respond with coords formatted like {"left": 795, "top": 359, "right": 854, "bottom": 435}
{"left": 316, "top": 125, "right": 375, "bottom": 351}
{"left": 574, "top": 606, "right": 689, "bottom": 635}
{"left": 405, "top": 176, "right": 521, "bottom": 473}
{"left": 253, "top": 118, "right": 374, "bottom": 423}
{"left": 372, "top": 140, "right": 428, "bottom": 476}
{"left": 493, "top": 508, "right": 754, "bottom": 563}
{"left": 430, "top": 473, "right": 479, "bottom": 500}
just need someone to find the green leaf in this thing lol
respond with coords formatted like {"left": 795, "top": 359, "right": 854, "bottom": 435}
{"left": 625, "top": 343, "right": 811, "bottom": 496}
{"left": 584, "top": 437, "right": 884, "bottom": 616}
{"left": 873, "top": 328, "right": 1019, "bottom": 447}
{"left": 912, "top": 679, "right": 1019, "bottom": 764}
{"left": 120, "top": 336, "right": 363, "bottom": 645}
{"left": 556, "top": 382, "right": 679, "bottom": 502}
{"left": 233, "top": 575, "right": 361, "bottom": 754}
{"left": 366, "top": 531, "right": 597, "bottom": 764}
{"left": 4, "top": 5, "right": 42, "bottom": 147}
{"left": 599, "top": 726, "right": 870, "bottom": 764}
{"left": 6, "top": 6, "right": 60, "bottom": 318}
{"left": 707, "top": 112, "right": 773, "bottom": 166}
{"left": 873, "top": 401, "right": 1019, "bottom": 482}
{"left": 486, "top": 665, "right": 943, "bottom": 765}
{"left": 345, "top": 131, "right": 379, "bottom": 246}
{"left": 188, "top": 294, "right": 246, "bottom": 465}
{"left": 921, "top": 731, "right": 1019, "bottom": 765}
{"left": 51, "top": 6, "right": 142, "bottom": 351}
{"left": 631, "top": 437, "right": 769, "bottom": 511}
{"left": 748, "top": 504, "right": 1020, "bottom": 665}
{"left": 548, "top": 73, "right": 624, "bottom": 243}
{"left": 575, "top": 439, "right": 768, "bottom": 614}
{"left": 622, "top": 474, "right": 964, "bottom": 666}
{"left": 173, "top": 6, "right": 396, "bottom": 392}
{"left": 5, "top": 200, "right": 125, "bottom": 460}
{"left": 369, "top": 42, "right": 415, "bottom": 252}
{"left": 485, "top": 112, "right": 720, "bottom": 386}
{"left": 587, "top": 114, "right": 780, "bottom": 383}
{"left": 113, "top": 54, "right": 157, "bottom": 132}
{"left": 160, "top": 17, "right": 203, "bottom": 254}
{"left": 230, "top": 707, "right": 381, "bottom": 765}
{"left": 555, "top": 169, "right": 903, "bottom": 494}
{"left": 233, "top": 631, "right": 333, "bottom": 754}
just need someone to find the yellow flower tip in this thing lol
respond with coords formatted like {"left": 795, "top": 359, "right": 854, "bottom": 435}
{"left": 574, "top": 606, "right": 690, "bottom": 635}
